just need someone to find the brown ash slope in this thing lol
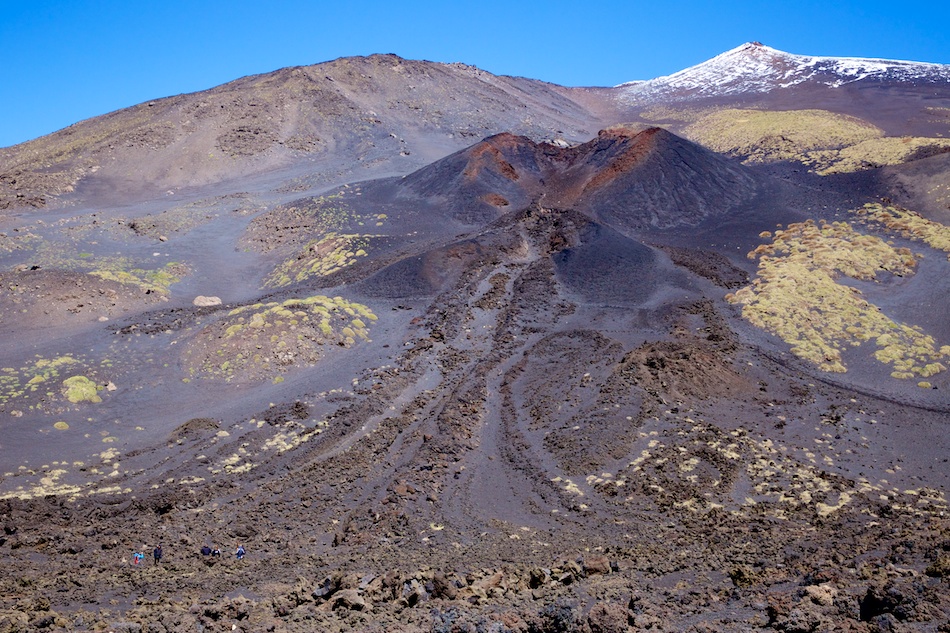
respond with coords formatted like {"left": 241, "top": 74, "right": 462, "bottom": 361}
{"left": 1, "top": 47, "right": 950, "bottom": 631}
{"left": 0, "top": 54, "right": 599, "bottom": 211}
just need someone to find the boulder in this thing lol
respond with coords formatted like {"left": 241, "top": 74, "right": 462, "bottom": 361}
{"left": 431, "top": 571, "right": 457, "bottom": 600}
{"left": 331, "top": 589, "right": 367, "bottom": 611}
{"left": 925, "top": 555, "right": 950, "bottom": 578}
{"left": 401, "top": 579, "right": 428, "bottom": 607}
{"left": 193, "top": 295, "right": 222, "bottom": 307}
{"left": 587, "top": 602, "right": 629, "bottom": 633}
{"left": 804, "top": 583, "right": 837, "bottom": 607}
{"left": 529, "top": 567, "right": 551, "bottom": 589}
{"left": 583, "top": 555, "right": 612, "bottom": 576}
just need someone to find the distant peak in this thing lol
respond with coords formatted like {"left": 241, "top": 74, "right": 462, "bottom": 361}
{"left": 720, "top": 41, "right": 785, "bottom": 57}
{"left": 618, "top": 42, "right": 950, "bottom": 102}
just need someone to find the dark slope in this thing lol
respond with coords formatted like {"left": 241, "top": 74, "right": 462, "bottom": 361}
{"left": 552, "top": 219, "right": 695, "bottom": 306}
{"left": 879, "top": 151, "right": 950, "bottom": 223}
{"left": 357, "top": 239, "right": 491, "bottom": 299}
{"left": 562, "top": 126, "right": 760, "bottom": 230}
{"left": 397, "top": 132, "right": 547, "bottom": 223}
{"left": 393, "top": 125, "right": 761, "bottom": 230}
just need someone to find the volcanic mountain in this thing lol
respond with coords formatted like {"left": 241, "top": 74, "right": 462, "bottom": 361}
{"left": 619, "top": 41, "right": 950, "bottom": 102}
{"left": 0, "top": 53, "right": 599, "bottom": 211}
{"left": 1, "top": 45, "right": 949, "bottom": 633}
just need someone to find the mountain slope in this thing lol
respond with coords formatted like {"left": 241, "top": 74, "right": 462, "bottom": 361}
{"left": 619, "top": 41, "right": 950, "bottom": 102}
{"left": 0, "top": 54, "right": 600, "bottom": 211}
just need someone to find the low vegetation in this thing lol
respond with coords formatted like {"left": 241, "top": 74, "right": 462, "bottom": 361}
{"left": 680, "top": 108, "right": 883, "bottom": 164}
{"left": 638, "top": 105, "right": 707, "bottom": 123}
{"left": 28, "top": 242, "right": 189, "bottom": 294}
{"left": 62, "top": 375, "right": 102, "bottom": 404}
{"left": 0, "top": 355, "right": 110, "bottom": 409}
{"left": 264, "top": 233, "right": 372, "bottom": 288}
{"left": 0, "top": 228, "right": 41, "bottom": 254}
{"left": 728, "top": 219, "right": 949, "bottom": 378}
{"left": 183, "top": 295, "right": 377, "bottom": 382}
{"left": 648, "top": 106, "right": 949, "bottom": 174}
{"left": 813, "top": 137, "right": 950, "bottom": 174}
{"left": 855, "top": 203, "right": 950, "bottom": 258}
{"left": 89, "top": 260, "right": 187, "bottom": 294}
{"left": 120, "top": 200, "right": 231, "bottom": 239}
{"left": 241, "top": 193, "right": 365, "bottom": 254}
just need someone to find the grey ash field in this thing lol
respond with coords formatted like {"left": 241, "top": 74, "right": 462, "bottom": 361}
{"left": 1, "top": 47, "right": 950, "bottom": 632}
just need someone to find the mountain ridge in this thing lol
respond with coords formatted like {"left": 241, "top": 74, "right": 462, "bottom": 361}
{"left": 0, "top": 54, "right": 601, "bottom": 211}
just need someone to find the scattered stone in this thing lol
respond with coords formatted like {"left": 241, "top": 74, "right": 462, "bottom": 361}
{"left": 925, "top": 555, "right": 950, "bottom": 578}
{"left": 331, "top": 589, "right": 366, "bottom": 611}
{"left": 582, "top": 555, "right": 611, "bottom": 576}
{"left": 431, "top": 571, "right": 457, "bottom": 600}
{"left": 804, "top": 582, "right": 838, "bottom": 607}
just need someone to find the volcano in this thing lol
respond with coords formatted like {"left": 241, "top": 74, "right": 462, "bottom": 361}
{"left": 1, "top": 45, "right": 949, "bottom": 633}
{"left": 618, "top": 41, "right": 950, "bottom": 102}
{"left": 396, "top": 125, "right": 759, "bottom": 229}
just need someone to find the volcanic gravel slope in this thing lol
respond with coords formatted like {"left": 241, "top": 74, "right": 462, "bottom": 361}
{"left": 0, "top": 54, "right": 601, "bottom": 213}
{"left": 1, "top": 50, "right": 950, "bottom": 633}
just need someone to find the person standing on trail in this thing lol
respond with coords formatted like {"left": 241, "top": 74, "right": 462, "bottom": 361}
{"left": 132, "top": 551, "right": 143, "bottom": 565}
{"left": 153, "top": 544, "right": 163, "bottom": 565}
{"left": 235, "top": 544, "right": 245, "bottom": 560}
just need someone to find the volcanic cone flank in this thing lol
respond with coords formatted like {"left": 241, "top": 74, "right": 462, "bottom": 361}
{"left": 399, "top": 125, "right": 759, "bottom": 230}
{"left": 570, "top": 126, "right": 759, "bottom": 230}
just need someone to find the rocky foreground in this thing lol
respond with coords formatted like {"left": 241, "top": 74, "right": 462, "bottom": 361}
{"left": 1, "top": 486, "right": 949, "bottom": 631}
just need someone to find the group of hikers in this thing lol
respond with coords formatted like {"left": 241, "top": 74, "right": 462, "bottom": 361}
{"left": 131, "top": 543, "right": 245, "bottom": 565}
{"left": 198, "top": 544, "right": 245, "bottom": 559}
{"left": 131, "top": 545, "right": 162, "bottom": 566}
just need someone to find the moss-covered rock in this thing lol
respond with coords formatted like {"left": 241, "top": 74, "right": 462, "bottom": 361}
{"left": 183, "top": 295, "right": 377, "bottom": 382}
{"left": 62, "top": 375, "right": 102, "bottom": 404}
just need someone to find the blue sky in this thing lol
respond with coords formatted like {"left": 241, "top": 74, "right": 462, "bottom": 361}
{"left": 1, "top": 0, "right": 948, "bottom": 148}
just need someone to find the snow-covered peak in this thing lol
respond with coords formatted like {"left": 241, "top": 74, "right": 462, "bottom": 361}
{"left": 619, "top": 42, "right": 950, "bottom": 102}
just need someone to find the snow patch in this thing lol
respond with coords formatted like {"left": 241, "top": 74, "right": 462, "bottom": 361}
{"left": 618, "top": 42, "right": 950, "bottom": 103}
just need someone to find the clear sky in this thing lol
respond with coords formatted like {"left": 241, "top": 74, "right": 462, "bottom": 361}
{"left": 1, "top": 0, "right": 947, "bottom": 148}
